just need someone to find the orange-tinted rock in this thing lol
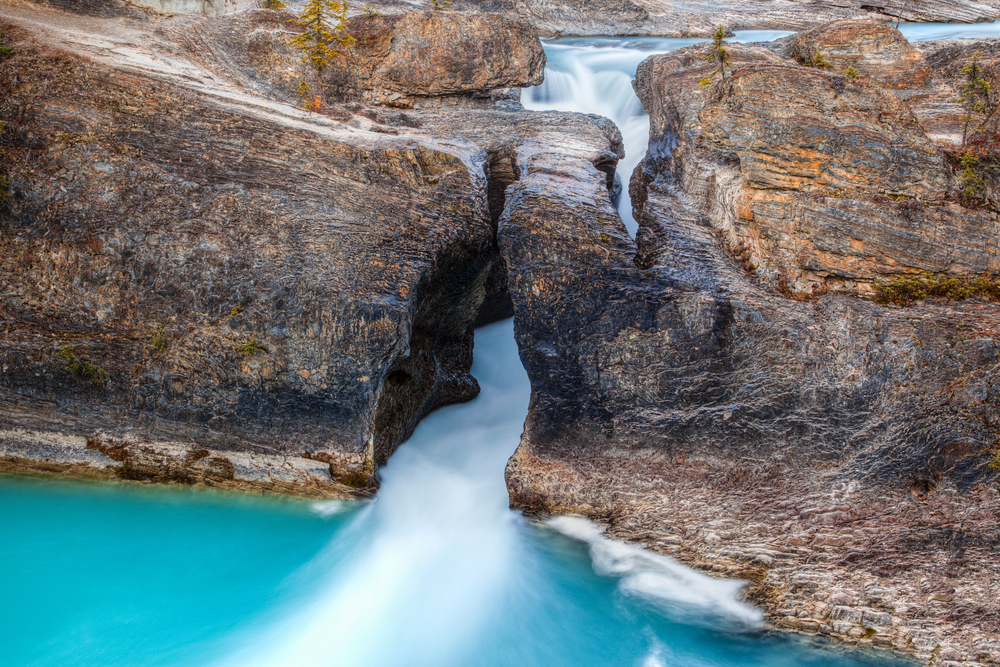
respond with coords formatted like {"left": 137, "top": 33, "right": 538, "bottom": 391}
{"left": 701, "top": 65, "right": 946, "bottom": 194}
{"left": 634, "top": 37, "right": 1000, "bottom": 294}
{"left": 792, "top": 18, "right": 932, "bottom": 88}
{"left": 324, "top": 11, "right": 545, "bottom": 107}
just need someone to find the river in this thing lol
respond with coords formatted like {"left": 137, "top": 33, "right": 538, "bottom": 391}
{"left": 3, "top": 22, "right": 974, "bottom": 666}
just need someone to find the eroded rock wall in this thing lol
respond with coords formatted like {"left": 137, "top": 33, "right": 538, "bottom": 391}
{"left": 500, "top": 19, "right": 1000, "bottom": 664}
{"left": 0, "top": 19, "right": 499, "bottom": 492}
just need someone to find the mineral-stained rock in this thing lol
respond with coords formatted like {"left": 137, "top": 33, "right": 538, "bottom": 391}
{"left": 791, "top": 18, "right": 933, "bottom": 88}
{"left": 323, "top": 11, "right": 545, "bottom": 108}
{"left": 632, "top": 38, "right": 1000, "bottom": 294}
{"left": 498, "top": 19, "right": 1000, "bottom": 665}
{"left": 0, "top": 5, "right": 622, "bottom": 498}
{"left": 456, "top": 0, "right": 996, "bottom": 37}
{"left": 0, "top": 20, "right": 500, "bottom": 492}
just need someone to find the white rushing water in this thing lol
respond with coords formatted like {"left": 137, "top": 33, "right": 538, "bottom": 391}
{"left": 213, "top": 320, "right": 768, "bottom": 667}
{"left": 522, "top": 32, "right": 793, "bottom": 237}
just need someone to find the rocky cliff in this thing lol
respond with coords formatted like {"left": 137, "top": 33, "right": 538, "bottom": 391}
{"left": 502, "top": 19, "right": 1000, "bottom": 664}
{"left": 429, "top": 0, "right": 1000, "bottom": 36}
{"left": 0, "top": 2, "right": 620, "bottom": 499}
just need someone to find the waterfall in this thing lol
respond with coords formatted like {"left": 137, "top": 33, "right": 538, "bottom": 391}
{"left": 522, "top": 32, "right": 794, "bottom": 238}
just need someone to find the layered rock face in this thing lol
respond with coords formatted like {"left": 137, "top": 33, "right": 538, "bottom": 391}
{"left": 633, "top": 36, "right": 1000, "bottom": 294}
{"left": 0, "top": 7, "right": 565, "bottom": 496}
{"left": 791, "top": 18, "right": 933, "bottom": 88}
{"left": 325, "top": 12, "right": 545, "bottom": 107}
{"left": 455, "top": 0, "right": 997, "bottom": 36}
{"left": 0, "top": 4, "right": 625, "bottom": 500}
{"left": 133, "top": 0, "right": 226, "bottom": 16}
{"left": 502, "top": 20, "right": 1000, "bottom": 664}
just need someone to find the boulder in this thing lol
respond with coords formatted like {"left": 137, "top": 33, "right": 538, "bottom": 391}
{"left": 323, "top": 12, "right": 546, "bottom": 107}
{"left": 633, "top": 37, "right": 1000, "bottom": 294}
{"left": 791, "top": 18, "right": 932, "bottom": 88}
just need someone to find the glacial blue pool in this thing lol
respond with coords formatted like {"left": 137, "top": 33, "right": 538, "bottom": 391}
{"left": 2, "top": 321, "right": 911, "bottom": 667}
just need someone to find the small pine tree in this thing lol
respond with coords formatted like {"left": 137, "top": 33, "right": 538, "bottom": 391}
{"left": 844, "top": 65, "right": 859, "bottom": 79}
{"left": 362, "top": 4, "right": 381, "bottom": 16}
{"left": 958, "top": 53, "right": 992, "bottom": 146}
{"left": 298, "top": 79, "right": 314, "bottom": 106}
{"left": 290, "top": 0, "right": 356, "bottom": 73}
{"left": 958, "top": 148, "right": 987, "bottom": 201}
{"left": 809, "top": 50, "right": 832, "bottom": 68}
{"left": 431, "top": 0, "right": 452, "bottom": 9}
{"left": 699, "top": 25, "right": 732, "bottom": 87}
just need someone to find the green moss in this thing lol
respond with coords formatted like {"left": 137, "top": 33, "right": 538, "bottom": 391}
{"left": 151, "top": 324, "right": 168, "bottom": 352}
{"left": 237, "top": 338, "right": 269, "bottom": 357}
{"left": 0, "top": 45, "right": 13, "bottom": 59}
{"left": 57, "top": 346, "right": 110, "bottom": 386}
{"left": 864, "top": 627, "right": 878, "bottom": 639}
{"left": 873, "top": 271, "right": 1000, "bottom": 306}
{"left": 989, "top": 448, "right": 1000, "bottom": 472}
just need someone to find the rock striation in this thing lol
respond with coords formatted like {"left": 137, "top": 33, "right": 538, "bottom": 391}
{"left": 633, "top": 37, "right": 1000, "bottom": 295}
{"left": 0, "top": 7, "right": 559, "bottom": 495}
{"left": 452, "top": 0, "right": 998, "bottom": 37}
{"left": 325, "top": 11, "right": 546, "bottom": 108}
{"left": 501, "top": 19, "right": 1000, "bottom": 664}
{"left": 0, "top": 4, "right": 618, "bottom": 500}
{"left": 791, "top": 18, "right": 933, "bottom": 88}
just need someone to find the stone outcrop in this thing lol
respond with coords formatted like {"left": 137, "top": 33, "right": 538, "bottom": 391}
{"left": 499, "top": 19, "right": 1000, "bottom": 665}
{"left": 633, "top": 38, "right": 1000, "bottom": 295}
{"left": 454, "top": 0, "right": 997, "bottom": 37}
{"left": 791, "top": 19, "right": 933, "bottom": 88}
{"left": 133, "top": 0, "right": 225, "bottom": 17}
{"left": 0, "top": 11, "right": 541, "bottom": 494}
{"left": 323, "top": 12, "right": 545, "bottom": 108}
{"left": 0, "top": 5, "right": 616, "bottom": 499}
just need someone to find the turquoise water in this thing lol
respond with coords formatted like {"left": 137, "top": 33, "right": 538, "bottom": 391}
{"left": 2, "top": 321, "right": 910, "bottom": 667}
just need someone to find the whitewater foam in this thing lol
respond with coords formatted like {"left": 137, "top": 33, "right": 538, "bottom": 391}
{"left": 548, "top": 515, "right": 764, "bottom": 632}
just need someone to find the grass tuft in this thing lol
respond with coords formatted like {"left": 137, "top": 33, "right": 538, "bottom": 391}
{"left": 237, "top": 338, "right": 269, "bottom": 357}
{"left": 872, "top": 271, "right": 1000, "bottom": 306}
{"left": 58, "top": 346, "right": 109, "bottom": 386}
{"left": 151, "top": 324, "right": 168, "bottom": 352}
